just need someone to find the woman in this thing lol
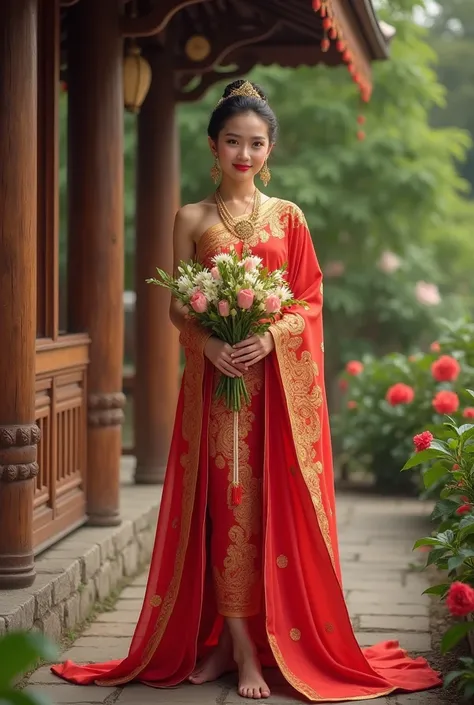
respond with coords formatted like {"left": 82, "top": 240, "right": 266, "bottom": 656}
{"left": 52, "top": 80, "right": 441, "bottom": 701}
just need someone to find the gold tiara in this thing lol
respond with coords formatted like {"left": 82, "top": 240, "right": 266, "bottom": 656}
{"left": 215, "top": 80, "right": 265, "bottom": 107}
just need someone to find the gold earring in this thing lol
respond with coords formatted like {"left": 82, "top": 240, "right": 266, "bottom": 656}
{"left": 210, "top": 155, "right": 221, "bottom": 184}
{"left": 259, "top": 159, "right": 271, "bottom": 187}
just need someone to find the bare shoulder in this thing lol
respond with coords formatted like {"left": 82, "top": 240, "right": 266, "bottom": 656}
{"left": 175, "top": 199, "right": 216, "bottom": 238}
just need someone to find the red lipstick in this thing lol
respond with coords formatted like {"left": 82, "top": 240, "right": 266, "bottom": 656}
{"left": 233, "top": 164, "right": 251, "bottom": 172}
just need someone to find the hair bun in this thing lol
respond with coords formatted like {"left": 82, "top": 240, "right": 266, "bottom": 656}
{"left": 221, "top": 79, "right": 267, "bottom": 102}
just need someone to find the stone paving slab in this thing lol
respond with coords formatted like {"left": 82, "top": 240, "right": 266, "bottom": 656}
{"left": 23, "top": 492, "right": 447, "bottom": 704}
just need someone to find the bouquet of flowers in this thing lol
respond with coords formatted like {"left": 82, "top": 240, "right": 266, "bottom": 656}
{"left": 146, "top": 247, "right": 307, "bottom": 412}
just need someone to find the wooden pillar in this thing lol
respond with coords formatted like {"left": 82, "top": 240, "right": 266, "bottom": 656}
{"left": 134, "top": 46, "right": 180, "bottom": 484}
{"left": 0, "top": 0, "right": 38, "bottom": 589}
{"left": 67, "top": 0, "right": 124, "bottom": 525}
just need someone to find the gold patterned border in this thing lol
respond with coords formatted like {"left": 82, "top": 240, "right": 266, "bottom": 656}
{"left": 95, "top": 344, "right": 205, "bottom": 686}
{"left": 269, "top": 313, "right": 334, "bottom": 567}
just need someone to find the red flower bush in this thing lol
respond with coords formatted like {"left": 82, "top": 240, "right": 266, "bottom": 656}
{"left": 430, "top": 341, "right": 441, "bottom": 353}
{"left": 446, "top": 582, "right": 474, "bottom": 617}
{"left": 346, "top": 360, "right": 364, "bottom": 376}
{"left": 347, "top": 400, "right": 358, "bottom": 410}
{"left": 456, "top": 504, "right": 472, "bottom": 516}
{"left": 338, "top": 378, "right": 349, "bottom": 392}
{"left": 386, "top": 383, "right": 415, "bottom": 406}
{"left": 463, "top": 407, "right": 474, "bottom": 419}
{"left": 432, "top": 390, "right": 460, "bottom": 415}
{"left": 413, "top": 431, "right": 433, "bottom": 452}
{"left": 431, "top": 355, "right": 461, "bottom": 382}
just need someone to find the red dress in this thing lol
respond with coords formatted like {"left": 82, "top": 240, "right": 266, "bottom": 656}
{"left": 51, "top": 199, "right": 441, "bottom": 701}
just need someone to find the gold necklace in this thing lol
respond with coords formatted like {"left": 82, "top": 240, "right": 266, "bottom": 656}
{"left": 215, "top": 189, "right": 261, "bottom": 243}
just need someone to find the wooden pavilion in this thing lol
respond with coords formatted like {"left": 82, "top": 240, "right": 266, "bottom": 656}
{"left": 0, "top": 0, "right": 389, "bottom": 589}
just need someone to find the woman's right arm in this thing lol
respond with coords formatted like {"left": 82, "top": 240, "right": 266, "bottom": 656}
{"left": 169, "top": 206, "right": 243, "bottom": 379}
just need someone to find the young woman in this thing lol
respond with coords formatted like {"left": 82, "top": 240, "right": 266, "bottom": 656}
{"left": 52, "top": 80, "right": 441, "bottom": 701}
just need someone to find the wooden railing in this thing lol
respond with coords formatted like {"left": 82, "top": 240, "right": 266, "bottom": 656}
{"left": 34, "top": 334, "right": 90, "bottom": 552}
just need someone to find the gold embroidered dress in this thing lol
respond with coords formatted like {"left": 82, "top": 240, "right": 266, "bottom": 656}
{"left": 51, "top": 198, "right": 442, "bottom": 701}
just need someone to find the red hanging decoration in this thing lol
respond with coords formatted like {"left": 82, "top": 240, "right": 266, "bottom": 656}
{"left": 357, "top": 130, "right": 366, "bottom": 141}
{"left": 335, "top": 39, "right": 345, "bottom": 52}
{"left": 322, "top": 17, "right": 332, "bottom": 30}
{"left": 312, "top": 0, "right": 322, "bottom": 10}
{"left": 321, "top": 37, "right": 330, "bottom": 52}
{"left": 329, "top": 26, "right": 338, "bottom": 40}
{"left": 342, "top": 49, "right": 352, "bottom": 63}
{"left": 357, "top": 115, "right": 366, "bottom": 125}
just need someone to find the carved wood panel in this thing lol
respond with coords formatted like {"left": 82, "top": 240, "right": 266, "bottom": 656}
{"left": 34, "top": 335, "right": 89, "bottom": 552}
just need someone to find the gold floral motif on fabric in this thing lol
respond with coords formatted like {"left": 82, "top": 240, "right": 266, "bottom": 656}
{"left": 150, "top": 595, "right": 162, "bottom": 608}
{"left": 196, "top": 199, "right": 300, "bottom": 264}
{"left": 290, "top": 628, "right": 301, "bottom": 641}
{"left": 270, "top": 314, "right": 334, "bottom": 568}
{"left": 276, "top": 555, "right": 288, "bottom": 568}
{"left": 210, "top": 362, "right": 264, "bottom": 616}
{"left": 96, "top": 330, "right": 206, "bottom": 686}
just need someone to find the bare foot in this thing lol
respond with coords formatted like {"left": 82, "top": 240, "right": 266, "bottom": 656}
{"left": 189, "top": 626, "right": 234, "bottom": 685}
{"left": 235, "top": 647, "right": 271, "bottom": 700}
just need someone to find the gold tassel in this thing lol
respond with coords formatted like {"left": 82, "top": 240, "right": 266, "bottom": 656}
{"left": 231, "top": 411, "right": 242, "bottom": 505}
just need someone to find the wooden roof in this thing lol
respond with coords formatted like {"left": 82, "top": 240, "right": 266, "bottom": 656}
{"left": 62, "top": 0, "right": 389, "bottom": 102}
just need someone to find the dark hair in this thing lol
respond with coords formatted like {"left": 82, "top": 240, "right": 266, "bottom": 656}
{"left": 207, "top": 80, "right": 278, "bottom": 144}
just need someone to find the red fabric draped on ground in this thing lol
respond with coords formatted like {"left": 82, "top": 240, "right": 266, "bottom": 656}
{"left": 51, "top": 200, "right": 441, "bottom": 700}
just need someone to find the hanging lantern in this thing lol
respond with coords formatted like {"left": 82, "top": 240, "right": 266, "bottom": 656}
{"left": 123, "top": 41, "right": 152, "bottom": 113}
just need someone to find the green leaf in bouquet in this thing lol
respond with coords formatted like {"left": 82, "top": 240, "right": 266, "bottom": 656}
{"left": 423, "top": 462, "right": 449, "bottom": 489}
{"left": 402, "top": 448, "right": 449, "bottom": 471}
{"left": 422, "top": 583, "right": 450, "bottom": 597}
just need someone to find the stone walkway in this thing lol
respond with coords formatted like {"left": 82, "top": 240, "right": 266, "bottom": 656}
{"left": 24, "top": 493, "right": 446, "bottom": 704}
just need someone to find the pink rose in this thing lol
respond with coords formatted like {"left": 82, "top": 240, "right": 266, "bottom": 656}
{"left": 190, "top": 291, "right": 208, "bottom": 313}
{"left": 218, "top": 300, "right": 230, "bottom": 317}
{"left": 237, "top": 289, "right": 254, "bottom": 310}
{"left": 265, "top": 294, "right": 281, "bottom": 314}
{"left": 243, "top": 256, "right": 260, "bottom": 272}
{"left": 211, "top": 266, "right": 220, "bottom": 280}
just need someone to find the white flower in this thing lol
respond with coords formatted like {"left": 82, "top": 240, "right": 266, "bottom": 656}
{"left": 274, "top": 285, "right": 292, "bottom": 303}
{"left": 212, "top": 253, "right": 233, "bottom": 266}
{"left": 378, "top": 251, "right": 402, "bottom": 274}
{"left": 177, "top": 275, "right": 195, "bottom": 295}
{"left": 415, "top": 281, "right": 441, "bottom": 306}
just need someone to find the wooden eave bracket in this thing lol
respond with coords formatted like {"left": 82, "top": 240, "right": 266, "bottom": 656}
{"left": 175, "top": 60, "right": 255, "bottom": 102}
{"left": 120, "top": 0, "right": 213, "bottom": 38}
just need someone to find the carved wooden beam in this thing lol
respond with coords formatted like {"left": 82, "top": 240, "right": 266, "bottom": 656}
{"left": 176, "top": 61, "right": 255, "bottom": 103}
{"left": 120, "top": 0, "right": 212, "bottom": 38}
{"left": 176, "top": 19, "right": 283, "bottom": 74}
{"left": 60, "top": 0, "right": 80, "bottom": 6}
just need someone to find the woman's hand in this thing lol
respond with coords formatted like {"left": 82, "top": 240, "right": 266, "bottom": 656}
{"left": 230, "top": 332, "right": 275, "bottom": 368}
{"left": 204, "top": 337, "right": 245, "bottom": 378}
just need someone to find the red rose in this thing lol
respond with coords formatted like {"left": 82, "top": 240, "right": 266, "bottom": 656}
{"left": 430, "top": 341, "right": 441, "bottom": 353}
{"left": 338, "top": 378, "right": 349, "bottom": 392}
{"left": 452, "top": 464, "right": 460, "bottom": 471}
{"left": 431, "top": 355, "right": 461, "bottom": 382}
{"left": 432, "top": 390, "right": 460, "bottom": 415}
{"left": 347, "top": 400, "right": 358, "bottom": 410}
{"left": 456, "top": 504, "right": 472, "bottom": 516}
{"left": 463, "top": 407, "right": 474, "bottom": 419}
{"left": 413, "top": 431, "right": 433, "bottom": 453}
{"left": 346, "top": 360, "right": 364, "bottom": 376}
{"left": 446, "top": 582, "right": 474, "bottom": 617}
{"left": 386, "top": 383, "right": 415, "bottom": 406}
